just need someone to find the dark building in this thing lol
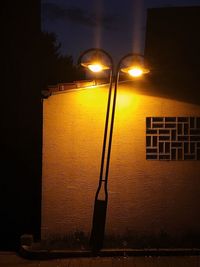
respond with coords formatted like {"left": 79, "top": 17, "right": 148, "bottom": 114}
{"left": 1, "top": 1, "right": 42, "bottom": 249}
{"left": 145, "top": 6, "right": 200, "bottom": 105}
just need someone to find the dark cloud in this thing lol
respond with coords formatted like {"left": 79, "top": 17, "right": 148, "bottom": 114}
{"left": 42, "top": 2, "right": 118, "bottom": 30}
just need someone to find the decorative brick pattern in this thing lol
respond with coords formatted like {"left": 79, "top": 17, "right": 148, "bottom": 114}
{"left": 146, "top": 117, "right": 200, "bottom": 160}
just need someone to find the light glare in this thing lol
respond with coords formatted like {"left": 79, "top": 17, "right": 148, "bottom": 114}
{"left": 128, "top": 67, "right": 143, "bottom": 77}
{"left": 88, "top": 64, "right": 103, "bottom": 73}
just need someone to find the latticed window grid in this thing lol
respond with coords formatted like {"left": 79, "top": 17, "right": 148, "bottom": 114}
{"left": 146, "top": 117, "right": 200, "bottom": 160}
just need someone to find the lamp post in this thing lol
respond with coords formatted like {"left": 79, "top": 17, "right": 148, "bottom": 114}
{"left": 78, "top": 48, "right": 149, "bottom": 253}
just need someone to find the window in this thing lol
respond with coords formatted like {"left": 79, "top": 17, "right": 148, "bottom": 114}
{"left": 146, "top": 117, "right": 200, "bottom": 160}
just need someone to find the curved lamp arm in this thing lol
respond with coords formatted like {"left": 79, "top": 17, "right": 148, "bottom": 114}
{"left": 77, "top": 48, "right": 114, "bottom": 200}
{"left": 77, "top": 48, "right": 114, "bottom": 69}
{"left": 104, "top": 53, "right": 149, "bottom": 183}
{"left": 78, "top": 48, "right": 114, "bottom": 252}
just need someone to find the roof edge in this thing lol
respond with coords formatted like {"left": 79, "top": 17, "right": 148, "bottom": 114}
{"left": 41, "top": 79, "right": 108, "bottom": 98}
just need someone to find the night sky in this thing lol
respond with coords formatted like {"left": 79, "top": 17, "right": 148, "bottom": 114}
{"left": 42, "top": 0, "right": 200, "bottom": 63}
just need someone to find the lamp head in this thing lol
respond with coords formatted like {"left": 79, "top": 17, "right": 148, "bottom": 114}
{"left": 80, "top": 50, "right": 111, "bottom": 73}
{"left": 81, "top": 62, "right": 109, "bottom": 73}
{"left": 121, "top": 54, "right": 150, "bottom": 78}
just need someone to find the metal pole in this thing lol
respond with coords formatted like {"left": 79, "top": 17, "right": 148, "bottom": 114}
{"left": 77, "top": 48, "right": 113, "bottom": 252}
{"left": 89, "top": 65, "right": 114, "bottom": 253}
{"left": 90, "top": 62, "right": 122, "bottom": 253}
{"left": 89, "top": 54, "right": 128, "bottom": 253}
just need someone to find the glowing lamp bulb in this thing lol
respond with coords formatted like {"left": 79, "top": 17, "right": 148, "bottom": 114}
{"left": 88, "top": 64, "right": 103, "bottom": 73}
{"left": 128, "top": 67, "right": 143, "bottom": 77}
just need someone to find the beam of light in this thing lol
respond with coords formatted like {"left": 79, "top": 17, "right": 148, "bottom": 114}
{"left": 115, "top": 90, "right": 140, "bottom": 126}
{"left": 93, "top": 0, "right": 103, "bottom": 48}
{"left": 117, "top": 89, "right": 140, "bottom": 108}
{"left": 131, "top": 0, "right": 145, "bottom": 54}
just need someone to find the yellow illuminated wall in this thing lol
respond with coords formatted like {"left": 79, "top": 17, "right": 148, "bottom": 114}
{"left": 42, "top": 82, "right": 200, "bottom": 242}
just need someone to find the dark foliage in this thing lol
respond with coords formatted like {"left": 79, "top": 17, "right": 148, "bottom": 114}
{"left": 40, "top": 31, "right": 85, "bottom": 88}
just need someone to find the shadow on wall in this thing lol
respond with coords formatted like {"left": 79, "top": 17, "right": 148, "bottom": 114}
{"left": 123, "top": 73, "right": 200, "bottom": 107}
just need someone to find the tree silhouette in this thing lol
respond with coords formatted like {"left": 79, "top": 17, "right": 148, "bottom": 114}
{"left": 40, "top": 32, "right": 85, "bottom": 88}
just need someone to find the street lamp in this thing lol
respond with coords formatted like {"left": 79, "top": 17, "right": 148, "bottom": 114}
{"left": 78, "top": 48, "right": 149, "bottom": 253}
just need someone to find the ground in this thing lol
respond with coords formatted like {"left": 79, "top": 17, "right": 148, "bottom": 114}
{"left": 1, "top": 252, "right": 200, "bottom": 267}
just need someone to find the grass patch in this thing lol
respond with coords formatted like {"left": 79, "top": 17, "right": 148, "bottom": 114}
{"left": 34, "top": 230, "right": 200, "bottom": 250}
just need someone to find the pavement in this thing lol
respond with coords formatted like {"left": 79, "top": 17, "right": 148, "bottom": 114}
{"left": 1, "top": 251, "right": 200, "bottom": 267}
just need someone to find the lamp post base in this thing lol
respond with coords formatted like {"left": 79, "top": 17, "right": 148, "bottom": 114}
{"left": 89, "top": 199, "right": 107, "bottom": 253}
